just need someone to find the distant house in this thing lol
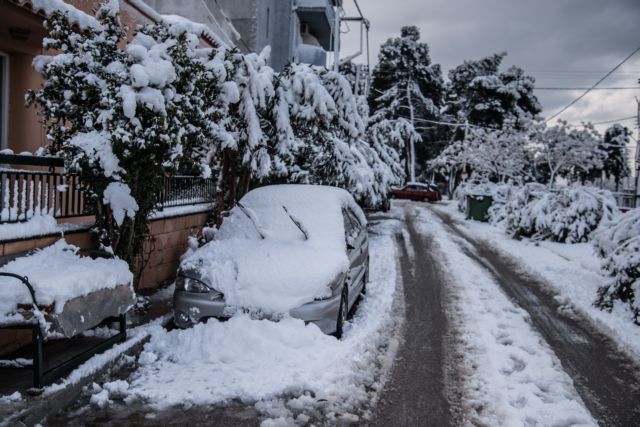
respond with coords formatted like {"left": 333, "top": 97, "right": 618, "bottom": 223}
{"left": 146, "top": 0, "right": 341, "bottom": 70}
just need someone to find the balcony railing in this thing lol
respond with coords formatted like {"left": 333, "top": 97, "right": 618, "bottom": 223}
{"left": 156, "top": 175, "right": 216, "bottom": 211}
{"left": 0, "top": 154, "right": 215, "bottom": 224}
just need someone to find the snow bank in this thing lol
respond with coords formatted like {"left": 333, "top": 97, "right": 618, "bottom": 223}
{"left": 181, "top": 185, "right": 365, "bottom": 313}
{"left": 435, "top": 202, "right": 640, "bottom": 358}
{"left": 416, "top": 206, "right": 595, "bottom": 426}
{"left": 0, "top": 240, "right": 133, "bottom": 319}
{"left": 94, "top": 214, "right": 400, "bottom": 423}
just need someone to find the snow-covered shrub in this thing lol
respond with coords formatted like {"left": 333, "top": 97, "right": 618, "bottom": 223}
{"left": 495, "top": 185, "right": 619, "bottom": 243}
{"left": 26, "top": 3, "right": 223, "bottom": 276}
{"left": 593, "top": 208, "right": 640, "bottom": 323}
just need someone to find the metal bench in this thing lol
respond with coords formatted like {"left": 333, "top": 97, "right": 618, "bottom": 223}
{"left": 0, "top": 270, "right": 130, "bottom": 389}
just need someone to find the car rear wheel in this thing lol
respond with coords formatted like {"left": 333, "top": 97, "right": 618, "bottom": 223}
{"left": 335, "top": 287, "right": 348, "bottom": 339}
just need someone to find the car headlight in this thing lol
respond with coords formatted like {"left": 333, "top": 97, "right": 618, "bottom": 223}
{"left": 176, "top": 275, "right": 221, "bottom": 296}
{"left": 185, "top": 277, "right": 211, "bottom": 293}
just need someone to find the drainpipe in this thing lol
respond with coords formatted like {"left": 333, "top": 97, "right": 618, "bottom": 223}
{"left": 333, "top": 2, "right": 340, "bottom": 72}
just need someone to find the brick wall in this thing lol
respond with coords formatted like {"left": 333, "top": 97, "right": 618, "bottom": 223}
{"left": 139, "top": 211, "right": 210, "bottom": 289}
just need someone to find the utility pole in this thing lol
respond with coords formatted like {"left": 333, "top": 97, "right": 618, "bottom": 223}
{"left": 634, "top": 98, "right": 639, "bottom": 208}
{"left": 333, "top": 2, "right": 341, "bottom": 72}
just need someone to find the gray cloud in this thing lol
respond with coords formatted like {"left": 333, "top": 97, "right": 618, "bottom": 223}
{"left": 340, "top": 0, "right": 640, "bottom": 131}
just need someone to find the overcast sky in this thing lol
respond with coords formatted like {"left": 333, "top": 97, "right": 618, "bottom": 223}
{"left": 339, "top": 0, "right": 640, "bottom": 137}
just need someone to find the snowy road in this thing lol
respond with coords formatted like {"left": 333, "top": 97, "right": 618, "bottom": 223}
{"left": 424, "top": 203, "right": 640, "bottom": 426}
{"left": 44, "top": 201, "right": 640, "bottom": 426}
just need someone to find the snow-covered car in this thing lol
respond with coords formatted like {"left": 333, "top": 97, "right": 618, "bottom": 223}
{"left": 391, "top": 182, "right": 442, "bottom": 202}
{"left": 173, "top": 185, "right": 369, "bottom": 338}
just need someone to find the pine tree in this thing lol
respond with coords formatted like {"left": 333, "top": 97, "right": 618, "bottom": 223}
{"left": 445, "top": 53, "right": 541, "bottom": 131}
{"left": 369, "top": 26, "right": 444, "bottom": 181}
{"left": 601, "top": 124, "right": 631, "bottom": 190}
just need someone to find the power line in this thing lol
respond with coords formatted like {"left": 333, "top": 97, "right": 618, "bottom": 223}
{"left": 589, "top": 116, "right": 637, "bottom": 126}
{"left": 536, "top": 87, "right": 639, "bottom": 91}
{"left": 544, "top": 45, "right": 640, "bottom": 123}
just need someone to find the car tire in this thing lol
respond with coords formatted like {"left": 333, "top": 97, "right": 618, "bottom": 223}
{"left": 335, "top": 286, "right": 348, "bottom": 339}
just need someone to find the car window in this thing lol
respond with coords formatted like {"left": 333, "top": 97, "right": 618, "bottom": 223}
{"left": 342, "top": 210, "right": 360, "bottom": 246}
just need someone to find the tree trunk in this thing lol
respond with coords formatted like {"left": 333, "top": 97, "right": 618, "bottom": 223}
{"left": 406, "top": 82, "right": 416, "bottom": 182}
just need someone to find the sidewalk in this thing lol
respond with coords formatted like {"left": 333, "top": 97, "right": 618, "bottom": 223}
{"left": 0, "top": 282, "right": 174, "bottom": 426}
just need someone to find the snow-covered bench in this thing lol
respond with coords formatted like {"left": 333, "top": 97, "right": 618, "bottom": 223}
{"left": 0, "top": 240, "right": 134, "bottom": 388}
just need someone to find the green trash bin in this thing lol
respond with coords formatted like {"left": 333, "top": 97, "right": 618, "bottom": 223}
{"left": 466, "top": 194, "right": 493, "bottom": 222}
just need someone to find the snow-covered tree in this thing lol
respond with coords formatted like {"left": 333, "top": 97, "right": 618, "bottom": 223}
{"left": 369, "top": 26, "right": 445, "bottom": 180}
{"left": 431, "top": 123, "right": 534, "bottom": 194}
{"left": 445, "top": 53, "right": 541, "bottom": 132}
{"left": 531, "top": 121, "right": 605, "bottom": 187}
{"left": 26, "top": 3, "right": 217, "bottom": 278}
{"left": 601, "top": 124, "right": 631, "bottom": 189}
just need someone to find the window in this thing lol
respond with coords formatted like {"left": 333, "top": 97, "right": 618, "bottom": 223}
{"left": 0, "top": 52, "right": 7, "bottom": 150}
{"left": 342, "top": 209, "right": 361, "bottom": 247}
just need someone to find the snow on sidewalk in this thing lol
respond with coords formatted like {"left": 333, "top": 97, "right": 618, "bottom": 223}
{"left": 414, "top": 206, "right": 596, "bottom": 426}
{"left": 433, "top": 202, "right": 640, "bottom": 359}
{"left": 91, "top": 215, "right": 401, "bottom": 425}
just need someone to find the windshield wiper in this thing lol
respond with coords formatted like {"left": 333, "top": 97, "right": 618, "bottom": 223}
{"left": 282, "top": 205, "right": 309, "bottom": 241}
{"left": 236, "top": 202, "right": 265, "bottom": 239}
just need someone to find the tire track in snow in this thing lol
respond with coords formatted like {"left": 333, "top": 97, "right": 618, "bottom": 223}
{"left": 427, "top": 205, "right": 640, "bottom": 426}
{"left": 413, "top": 205, "right": 595, "bottom": 426}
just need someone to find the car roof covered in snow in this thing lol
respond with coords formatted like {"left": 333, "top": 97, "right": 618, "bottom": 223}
{"left": 405, "top": 182, "right": 435, "bottom": 188}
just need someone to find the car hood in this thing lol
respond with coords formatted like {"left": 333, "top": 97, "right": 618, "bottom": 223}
{"left": 180, "top": 238, "right": 349, "bottom": 314}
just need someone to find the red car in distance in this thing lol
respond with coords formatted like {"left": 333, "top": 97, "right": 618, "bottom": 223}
{"left": 390, "top": 182, "right": 442, "bottom": 202}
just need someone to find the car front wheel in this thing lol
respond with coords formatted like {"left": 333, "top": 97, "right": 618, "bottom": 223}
{"left": 335, "top": 287, "right": 348, "bottom": 339}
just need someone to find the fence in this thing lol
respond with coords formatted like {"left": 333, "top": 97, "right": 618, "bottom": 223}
{"left": 0, "top": 154, "right": 215, "bottom": 224}
{"left": 156, "top": 175, "right": 216, "bottom": 211}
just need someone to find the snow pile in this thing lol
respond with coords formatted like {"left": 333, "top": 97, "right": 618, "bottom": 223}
{"left": 593, "top": 208, "right": 640, "bottom": 323}
{"left": 0, "top": 240, "right": 133, "bottom": 320}
{"left": 92, "top": 215, "right": 400, "bottom": 423}
{"left": 416, "top": 208, "right": 595, "bottom": 426}
{"left": 491, "top": 184, "right": 619, "bottom": 243}
{"left": 181, "top": 185, "right": 363, "bottom": 313}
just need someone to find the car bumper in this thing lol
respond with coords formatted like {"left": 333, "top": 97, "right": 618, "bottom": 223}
{"left": 289, "top": 293, "right": 342, "bottom": 335}
{"left": 173, "top": 290, "right": 226, "bottom": 328}
{"left": 173, "top": 290, "right": 341, "bottom": 335}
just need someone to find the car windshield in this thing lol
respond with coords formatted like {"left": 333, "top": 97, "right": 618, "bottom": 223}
{"left": 217, "top": 203, "right": 310, "bottom": 242}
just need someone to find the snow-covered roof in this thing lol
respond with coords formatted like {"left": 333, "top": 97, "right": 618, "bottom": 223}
{"left": 181, "top": 185, "right": 366, "bottom": 313}
{"left": 128, "top": 0, "right": 233, "bottom": 48}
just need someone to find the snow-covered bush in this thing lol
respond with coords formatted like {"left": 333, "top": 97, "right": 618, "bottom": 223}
{"left": 593, "top": 208, "right": 640, "bottom": 323}
{"left": 494, "top": 185, "right": 619, "bottom": 243}
{"left": 26, "top": 3, "right": 225, "bottom": 276}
